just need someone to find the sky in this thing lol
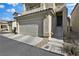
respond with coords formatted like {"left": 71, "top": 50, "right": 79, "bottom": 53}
{"left": 66, "top": 3, "right": 76, "bottom": 17}
{"left": 0, "top": 3, "right": 76, "bottom": 21}
{"left": 0, "top": 3, "right": 23, "bottom": 21}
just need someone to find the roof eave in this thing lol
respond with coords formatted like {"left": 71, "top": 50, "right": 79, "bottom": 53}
{"left": 14, "top": 8, "right": 55, "bottom": 19}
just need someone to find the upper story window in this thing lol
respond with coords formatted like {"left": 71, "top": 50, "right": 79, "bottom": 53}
{"left": 25, "top": 3, "right": 40, "bottom": 11}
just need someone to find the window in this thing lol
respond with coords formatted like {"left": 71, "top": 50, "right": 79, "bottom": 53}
{"left": 25, "top": 3, "right": 40, "bottom": 10}
{"left": 1, "top": 25, "right": 7, "bottom": 28}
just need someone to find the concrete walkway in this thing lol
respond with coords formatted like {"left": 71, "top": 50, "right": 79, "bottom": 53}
{"left": 0, "top": 35, "right": 62, "bottom": 56}
{"left": 54, "top": 27, "right": 63, "bottom": 39}
{"left": 41, "top": 38, "right": 67, "bottom": 55}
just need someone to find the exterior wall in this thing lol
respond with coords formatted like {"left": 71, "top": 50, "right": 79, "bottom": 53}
{"left": 8, "top": 22, "right": 12, "bottom": 32}
{"left": 62, "top": 7, "right": 68, "bottom": 35}
{"left": 24, "top": 3, "right": 54, "bottom": 11}
{"left": 44, "top": 3, "right": 67, "bottom": 35}
{"left": 42, "top": 3, "right": 64, "bottom": 11}
{"left": 23, "top": 3, "right": 65, "bottom": 11}
{"left": 16, "top": 21, "right": 19, "bottom": 33}
{"left": 67, "top": 17, "right": 71, "bottom": 33}
{"left": 52, "top": 15, "right": 56, "bottom": 36}
{"left": 71, "top": 4, "right": 79, "bottom": 33}
{"left": 55, "top": 3, "right": 65, "bottom": 12}
{"left": 12, "top": 21, "right": 16, "bottom": 30}
{"left": 44, "top": 3, "right": 54, "bottom": 9}
{"left": 43, "top": 15, "right": 49, "bottom": 37}
{"left": 8, "top": 21, "right": 16, "bottom": 32}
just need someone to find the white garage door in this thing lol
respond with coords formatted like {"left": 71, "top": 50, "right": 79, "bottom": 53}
{"left": 19, "top": 18, "right": 43, "bottom": 37}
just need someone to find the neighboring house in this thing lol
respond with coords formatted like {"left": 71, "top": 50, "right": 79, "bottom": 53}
{"left": 0, "top": 20, "right": 9, "bottom": 32}
{"left": 8, "top": 21, "right": 13, "bottom": 32}
{"left": 71, "top": 3, "right": 79, "bottom": 33}
{"left": 14, "top": 3, "right": 67, "bottom": 40}
{"left": 8, "top": 20, "right": 16, "bottom": 32}
{"left": 8, "top": 12, "right": 20, "bottom": 32}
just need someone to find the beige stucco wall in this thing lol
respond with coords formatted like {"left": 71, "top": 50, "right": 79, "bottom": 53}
{"left": 45, "top": 3, "right": 54, "bottom": 9}
{"left": 12, "top": 21, "right": 16, "bottom": 29}
{"left": 45, "top": 3, "right": 67, "bottom": 35}
{"left": 51, "top": 15, "right": 56, "bottom": 35}
{"left": 43, "top": 13, "right": 53, "bottom": 37}
{"left": 23, "top": 3, "right": 65, "bottom": 13}
{"left": 71, "top": 4, "right": 79, "bottom": 33}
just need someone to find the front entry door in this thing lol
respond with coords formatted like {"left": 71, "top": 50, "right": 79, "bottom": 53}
{"left": 56, "top": 12, "right": 62, "bottom": 27}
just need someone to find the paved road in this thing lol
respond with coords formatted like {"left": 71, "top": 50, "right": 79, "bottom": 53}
{"left": 0, "top": 35, "right": 62, "bottom": 56}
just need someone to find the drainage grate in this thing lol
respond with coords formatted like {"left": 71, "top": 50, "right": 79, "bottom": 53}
{"left": 44, "top": 46, "right": 50, "bottom": 49}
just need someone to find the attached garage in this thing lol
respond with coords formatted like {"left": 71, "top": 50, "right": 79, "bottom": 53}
{"left": 19, "top": 17, "right": 43, "bottom": 37}
{"left": 15, "top": 8, "right": 54, "bottom": 38}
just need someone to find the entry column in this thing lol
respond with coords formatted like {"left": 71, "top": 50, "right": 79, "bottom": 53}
{"left": 43, "top": 13, "right": 52, "bottom": 40}
{"left": 48, "top": 14, "right": 52, "bottom": 40}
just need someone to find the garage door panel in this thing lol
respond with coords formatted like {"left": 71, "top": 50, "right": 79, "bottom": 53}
{"left": 20, "top": 25, "right": 38, "bottom": 36}
{"left": 19, "top": 18, "right": 43, "bottom": 37}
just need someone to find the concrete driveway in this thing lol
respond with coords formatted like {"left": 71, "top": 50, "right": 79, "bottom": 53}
{"left": 0, "top": 35, "right": 62, "bottom": 56}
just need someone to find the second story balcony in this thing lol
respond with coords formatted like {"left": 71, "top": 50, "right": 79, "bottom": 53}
{"left": 22, "top": 3, "right": 65, "bottom": 15}
{"left": 22, "top": 3, "right": 43, "bottom": 15}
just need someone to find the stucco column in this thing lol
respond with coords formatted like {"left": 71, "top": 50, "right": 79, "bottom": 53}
{"left": 43, "top": 13, "right": 52, "bottom": 40}
{"left": 43, "top": 3, "right": 46, "bottom": 9}
{"left": 53, "top": 3, "right": 56, "bottom": 11}
{"left": 40, "top": 3, "right": 46, "bottom": 9}
{"left": 48, "top": 14, "right": 52, "bottom": 40}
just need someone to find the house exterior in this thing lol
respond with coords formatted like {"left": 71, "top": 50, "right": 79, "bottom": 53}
{"left": 14, "top": 3, "right": 67, "bottom": 40}
{"left": 8, "top": 12, "right": 20, "bottom": 33}
{"left": 0, "top": 21, "right": 9, "bottom": 32}
{"left": 8, "top": 20, "right": 17, "bottom": 32}
{"left": 71, "top": 3, "right": 79, "bottom": 33}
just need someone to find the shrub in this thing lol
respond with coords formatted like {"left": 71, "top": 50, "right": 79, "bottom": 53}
{"left": 63, "top": 43, "right": 79, "bottom": 56}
